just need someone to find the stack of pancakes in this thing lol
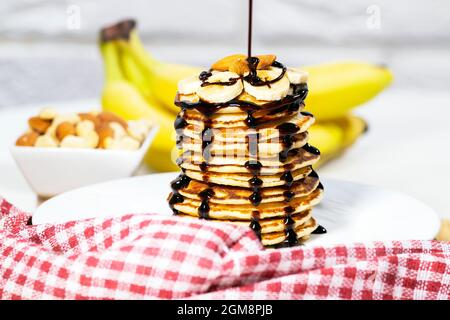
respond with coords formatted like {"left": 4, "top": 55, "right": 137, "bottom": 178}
{"left": 168, "top": 54, "right": 325, "bottom": 247}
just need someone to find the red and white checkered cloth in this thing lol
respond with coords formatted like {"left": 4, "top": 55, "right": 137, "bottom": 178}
{"left": 1, "top": 196, "right": 449, "bottom": 300}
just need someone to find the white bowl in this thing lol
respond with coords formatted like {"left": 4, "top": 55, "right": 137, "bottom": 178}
{"left": 10, "top": 126, "right": 158, "bottom": 198}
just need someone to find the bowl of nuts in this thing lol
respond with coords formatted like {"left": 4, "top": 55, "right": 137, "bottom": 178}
{"left": 10, "top": 108, "right": 158, "bottom": 198}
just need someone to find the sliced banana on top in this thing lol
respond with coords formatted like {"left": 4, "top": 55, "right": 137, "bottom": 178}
{"left": 197, "top": 71, "right": 243, "bottom": 103}
{"left": 243, "top": 67, "right": 290, "bottom": 101}
{"left": 287, "top": 68, "right": 309, "bottom": 84}
{"left": 178, "top": 74, "right": 202, "bottom": 95}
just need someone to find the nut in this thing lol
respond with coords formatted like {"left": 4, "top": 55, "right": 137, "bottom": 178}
{"left": 127, "top": 120, "right": 150, "bottom": 142}
{"left": 52, "top": 114, "right": 81, "bottom": 126}
{"left": 78, "top": 113, "right": 100, "bottom": 127}
{"left": 55, "top": 122, "right": 76, "bottom": 141}
{"left": 97, "top": 111, "right": 127, "bottom": 129}
{"left": 109, "top": 121, "right": 127, "bottom": 139}
{"left": 256, "top": 54, "right": 276, "bottom": 70}
{"left": 60, "top": 133, "right": 97, "bottom": 149}
{"left": 16, "top": 132, "right": 39, "bottom": 147}
{"left": 35, "top": 135, "right": 58, "bottom": 148}
{"left": 76, "top": 120, "right": 95, "bottom": 137}
{"left": 229, "top": 58, "right": 250, "bottom": 76}
{"left": 96, "top": 123, "right": 114, "bottom": 148}
{"left": 105, "top": 136, "right": 140, "bottom": 150}
{"left": 28, "top": 117, "right": 51, "bottom": 134}
{"left": 211, "top": 54, "right": 247, "bottom": 71}
{"left": 38, "top": 108, "right": 58, "bottom": 120}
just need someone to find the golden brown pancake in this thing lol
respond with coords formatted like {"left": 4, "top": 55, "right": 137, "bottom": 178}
{"left": 169, "top": 187, "right": 323, "bottom": 220}
{"left": 177, "top": 175, "right": 319, "bottom": 205}
{"left": 184, "top": 166, "right": 312, "bottom": 188}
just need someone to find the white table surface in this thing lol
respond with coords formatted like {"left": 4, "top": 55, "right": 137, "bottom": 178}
{"left": 0, "top": 89, "right": 449, "bottom": 218}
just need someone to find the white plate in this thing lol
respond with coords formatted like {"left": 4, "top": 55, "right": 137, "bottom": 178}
{"left": 34, "top": 172, "right": 441, "bottom": 246}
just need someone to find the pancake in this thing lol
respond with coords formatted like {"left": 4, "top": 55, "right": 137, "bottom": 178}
{"left": 177, "top": 175, "right": 319, "bottom": 205}
{"left": 177, "top": 209, "right": 312, "bottom": 234}
{"left": 261, "top": 217, "right": 317, "bottom": 247}
{"left": 184, "top": 166, "right": 312, "bottom": 188}
{"left": 179, "top": 146, "right": 320, "bottom": 168}
{"left": 178, "top": 132, "right": 308, "bottom": 157}
{"left": 179, "top": 112, "right": 314, "bottom": 143}
{"left": 169, "top": 187, "right": 323, "bottom": 220}
{"left": 182, "top": 104, "right": 305, "bottom": 129}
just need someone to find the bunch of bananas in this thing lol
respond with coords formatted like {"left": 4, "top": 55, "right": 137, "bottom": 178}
{"left": 99, "top": 20, "right": 393, "bottom": 172}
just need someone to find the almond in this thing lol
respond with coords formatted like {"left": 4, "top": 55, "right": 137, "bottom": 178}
{"left": 38, "top": 108, "right": 58, "bottom": 120}
{"left": 79, "top": 113, "right": 100, "bottom": 127}
{"left": 229, "top": 58, "right": 250, "bottom": 76}
{"left": 211, "top": 54, "right": 247, "bottom": 71}
{"left": 28, "top": 117, "right": 51, "bottom": 134}
{"left": 55, "top": 122, "right": 76, "bottom": 141}
{"left": 16, "top": 131, "right": 39, "bottom": 147}
{"left": 256, "top": 54, "right": 276, "bottom": 70}
{"left": 96, "top": 123, "right": 114, "bottom": 148}
{"left": 97, "top": 111, "right": 128, "bottom": 129}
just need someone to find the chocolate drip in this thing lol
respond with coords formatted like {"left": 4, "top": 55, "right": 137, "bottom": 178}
{"left": 277, "top": 123, "right": 299, "bottom": 135}
{"left": 300, "top": 111, "right": 313, "bottom": 117}
{"left": 168, "top": 193, "right": 184, "bottom": 214}
{"left": 199, "top": 71, "right": 212, "bottom": 81}
{"left": 312, "top": 225, "right": 327, "bottom": 234}
{"left": 245, "top": 111, "right": 258, "bottom": 128}
{"left": 284, "top": 214, "right": 298, "bottom": 246}
{"left": 280, "top": 171, "right": 294, "bottom": 187}
{"left": 171, "top": 174, "right": 191, "bottom": 191}
{"left": 284, "top": 206, "right": 295, "bottom": 214}
{"left": 283, "top": 190, "right": 295, "bottom": 202}
{"left": 174, "top": 115, "right": 187, "bottom": 130}
{"left": 243, "top": 59, "right": 287, "bottom": 87}
{"left": 249, "top": 176, "right": 263, "bottom": 189}
{"left": 309, "top": 168, "right": 319, "bottom": 178}
{"left": 199, "top": 161, "right": 209, "bottom": 172}
{"left": 249, "top": 191, "right": 262, "bottom": 206}
{"left": 250, "top": 210, "right": 262, "bottom": 240}
{"left": 245, "top": 160, "right": 262, "bottom": 174}
{"left": 302, "top": 143, "right": 321, "bottom": 155}
{"left": 198, "top": 188, "right": 215, "bottom": 220}
{"left": 318, "top": 182, "right": 324, "bottom": 190}
{"left": 201, "top": 77, "right": 240, "bottom": 87}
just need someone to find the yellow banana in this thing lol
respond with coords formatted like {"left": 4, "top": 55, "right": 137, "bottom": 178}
{"left": 309, "top": 114, "right": 367, "bottom": 167}
{"left": 118, "top": 31, "right": 199, "bottom": 114}
{"left": 100, "top": 41, "right": 179, "bottom": 172}
{"left": 303, "top": 62, "right": 393, "bottom": 120}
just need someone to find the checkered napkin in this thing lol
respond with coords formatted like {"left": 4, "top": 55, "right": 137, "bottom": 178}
{"left": 1, "top": 196, "right": 449, "bottom": 300}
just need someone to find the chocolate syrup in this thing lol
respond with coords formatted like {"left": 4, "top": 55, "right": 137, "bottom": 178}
{"left": 171, "top": 174, "right": 191, "bottom": 191}
{"left": 300, "top": 111, "right": 313, "bottom": 117}
{"left": 199, "top": 71, "right": 212, "bottom": 81}
{"left": 283, "top": 190, "right": 295, "bottom": 202}
{"left": 284, "top": 214, "right": 299, "bottom": 246}
{"left": 174, "top": 114, "right": 187, "bottom": 129}
{"left": 250, "top": 217, "right": 262, "bottom": 240}
{"left": 198, "top": 188, "right": 215, "bottom": 219}
{"left": 245, "top": 160, "right": 262, "bottom": 174}
{"left": 249, "top": 191, "right": 262, "bottom": 206}
{"left": 312, "top": 225, "right": 327, "bottom": 234}
{"left": 280, "top": 171, "right": 294, "bottom": 187}
{"left": 201, "top": 77, "right": 240, "bottom": 87}
{"left": 199, "top": 161, "right": 209, "bottom": 172}
{"left": 249, "top": 176, "right": 263, "bottom": 189}
{"left": 309, "top": 167, "right": 318, "bottom": 178}
{"left": 277, "top": 123, "right": 300, "bottom": 135}
{"left": 302, "top": 143, "right": 321, "bottom": 155}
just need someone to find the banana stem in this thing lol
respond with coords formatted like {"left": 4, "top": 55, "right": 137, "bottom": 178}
{"left": 100, "top": 42, "right": 124, "bottom": 83}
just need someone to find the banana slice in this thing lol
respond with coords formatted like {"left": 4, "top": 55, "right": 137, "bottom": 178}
{"left": 197, "top": 71, "right": 243, "bottom": 103}
{"left": 287, "top": 68, "right": 309, "bottom": 84}
{"left": 178, "top": 74, "right": 202, "bottom": 95}
{"left": 243, "top": 67, "right": 290, "bottom": 101}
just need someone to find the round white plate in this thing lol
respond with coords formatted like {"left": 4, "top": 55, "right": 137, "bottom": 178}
{"left": 33, "top": 172, "right": 441, "bottom": 246}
